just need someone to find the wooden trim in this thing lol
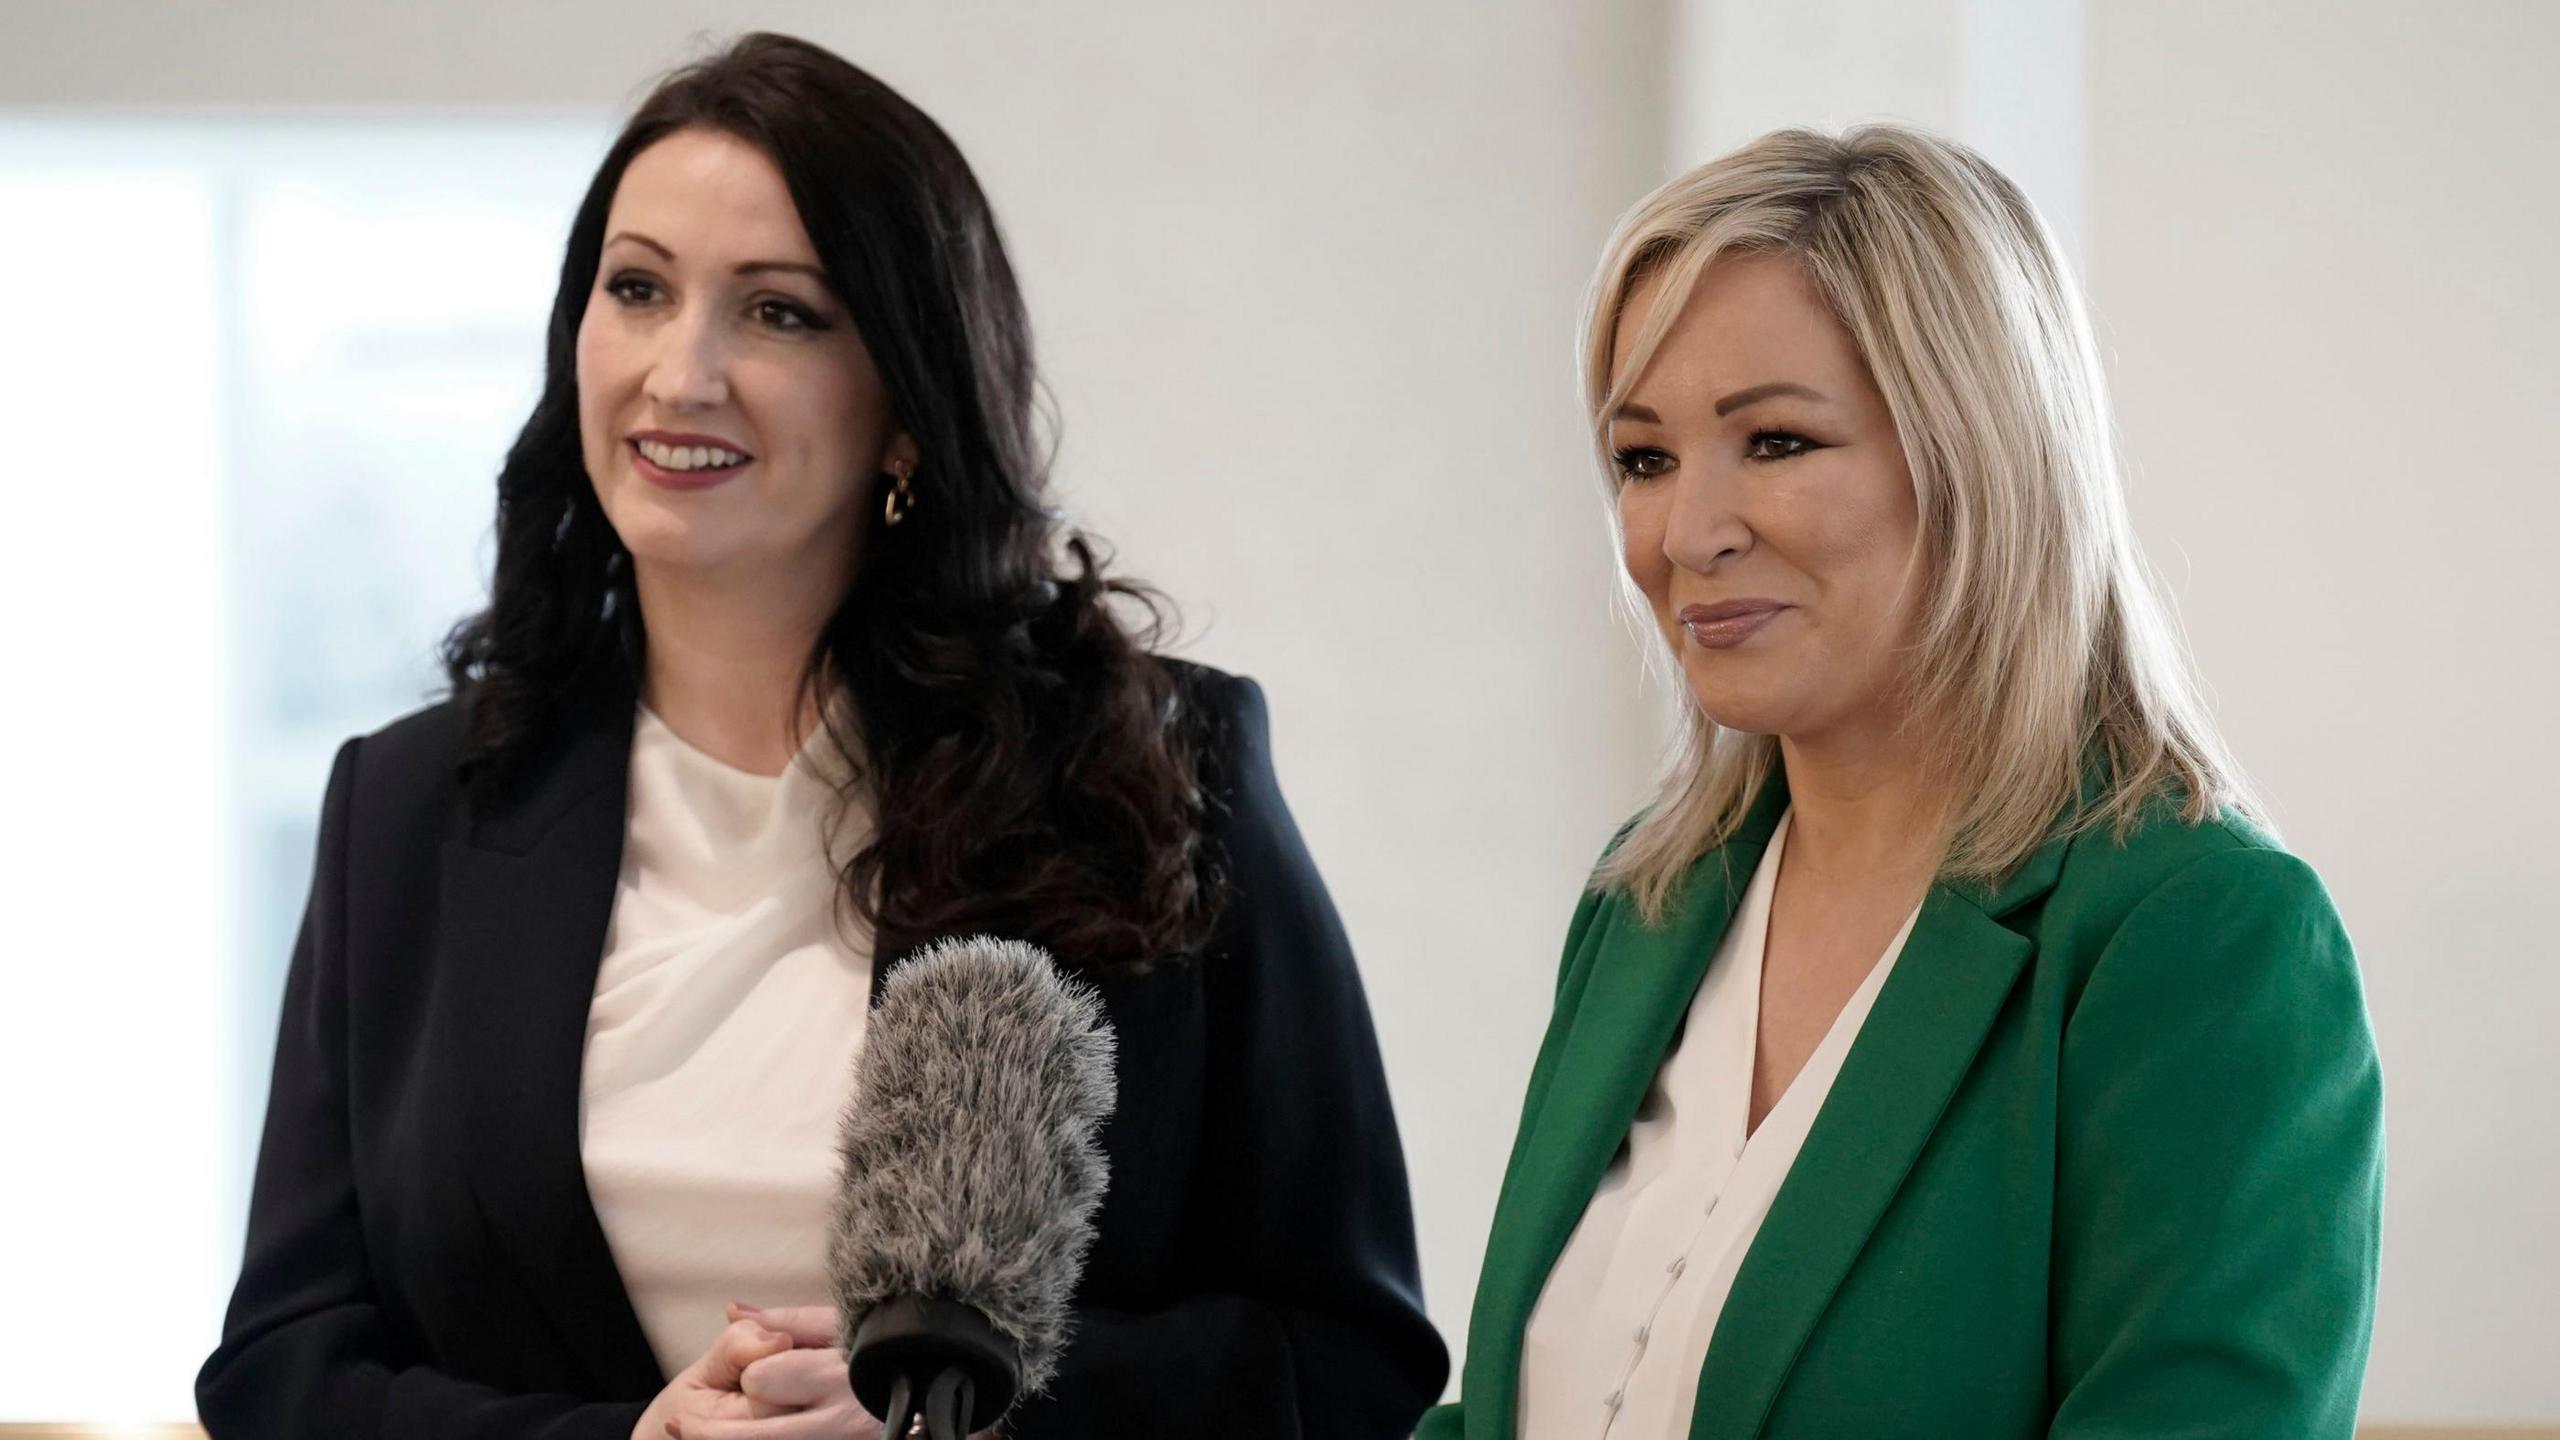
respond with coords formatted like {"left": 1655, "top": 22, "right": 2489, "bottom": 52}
{"left": 0, "top": 1429, "right": 211, "bottom": 1439}
{"left": 2360, "top": 1429, "right": 2560, "bottom": 1440}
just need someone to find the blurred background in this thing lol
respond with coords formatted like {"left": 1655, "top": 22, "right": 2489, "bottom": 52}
{"left": 0, "top": 0, "right": 2552, "bottom": 1431}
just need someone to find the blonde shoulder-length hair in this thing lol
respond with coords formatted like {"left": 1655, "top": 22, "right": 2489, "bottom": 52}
{"left": 1587, "top": 123, "right": 2262, "bottom": 921}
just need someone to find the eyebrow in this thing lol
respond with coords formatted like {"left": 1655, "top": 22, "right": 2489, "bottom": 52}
{"left": 604, "top": 230, "right": 831, "bottom": 284}
{"left": 1608, "top": 382, "right": 1831, "bottom": 428}
{"left": 1713, "top": 381, "right": 1830, "bottom": 416}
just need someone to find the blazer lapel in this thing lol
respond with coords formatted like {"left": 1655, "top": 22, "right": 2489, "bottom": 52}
{"left": 437, "top": 688, "right": 664, "bottom": 1397}
{"left": 1685, "top": 823, "right": 2072, "bottom": 1440}
{"left": 1465, "top": 781, "right": 1791, "bottom": 1439}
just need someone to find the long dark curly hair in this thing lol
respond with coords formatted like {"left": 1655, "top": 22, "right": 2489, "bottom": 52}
{"left": 441, "top": 32, "right": 1222, "bottom": 976}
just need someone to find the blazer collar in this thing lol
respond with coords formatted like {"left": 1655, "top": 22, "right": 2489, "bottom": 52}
{"left": 1944, "top": 762, "right": 2095, "bottom": 920}
{"left": 1465, "top": 766, "right": 2070, "bottom": 1440}
{"left": 457, "top": 661, "right": 678, "bottom": 852}
{"left": 1463, "top": 777, "right": 1787, "bottom": 1437}
{"left": 1684, "top": 768, "right": 2078, "bottom": 1438}
{"left": 439, "top": 679, "right": 666, "bottom": 1396}
{"left": 1686, "top": 880, "right": 2033, "bottom": 1437}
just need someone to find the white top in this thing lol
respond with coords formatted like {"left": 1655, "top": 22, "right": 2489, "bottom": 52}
{"left": 580, "top": 704, "right": 875, "bottom": 1379}
{"left": 1518, "top": 811, "right": 1921, "bottom": 1439}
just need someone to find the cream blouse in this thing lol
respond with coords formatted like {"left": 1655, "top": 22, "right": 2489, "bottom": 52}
{"left": 1518, "top": 811, "right": 1922, "bottom": 1438}
{"left": 579, "top": 704, "right": 874, "bottom": 1379}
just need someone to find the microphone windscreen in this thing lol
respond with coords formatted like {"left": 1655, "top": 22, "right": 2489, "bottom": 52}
{"left": 828, "top": 936, "right": 1117, "bottom": 1395}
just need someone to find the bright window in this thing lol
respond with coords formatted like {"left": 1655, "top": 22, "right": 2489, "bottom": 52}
{"left": 0, "top": 116, "right": 605, "bottom": 1421}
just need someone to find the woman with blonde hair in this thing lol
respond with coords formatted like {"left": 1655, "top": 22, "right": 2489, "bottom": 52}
{"left": 1419, "top": 126, "right": 2381, "bottom": 1438}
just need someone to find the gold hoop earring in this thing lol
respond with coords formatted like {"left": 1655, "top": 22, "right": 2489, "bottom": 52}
{"left": 882, "top": 466, "right": 916, "bottom": 527}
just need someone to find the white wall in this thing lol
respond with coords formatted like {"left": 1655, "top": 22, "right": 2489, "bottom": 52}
{"left": 0, "top": 0, "right": 1670, "bottom": 1411}
{"left": 1666, "top": 0, "right": 2087, "bottom": 266}
{"left": 9, "top": 0, "right": 2554, "bottom": 1425}
{"left": 2089, "top": 3, "right": 2560, "bottom": 1420}
{"left": 0, "top": 163, "right": 232, "bottom": 1422}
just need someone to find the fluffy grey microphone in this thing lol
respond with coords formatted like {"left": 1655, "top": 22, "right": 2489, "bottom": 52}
{"left": 828, "top": 936, "right": 1117, "bottom": 1432}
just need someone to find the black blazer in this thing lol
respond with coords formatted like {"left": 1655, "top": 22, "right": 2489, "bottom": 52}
{"left": 197, "top": 663, "right": 1447, "bottom": 1439}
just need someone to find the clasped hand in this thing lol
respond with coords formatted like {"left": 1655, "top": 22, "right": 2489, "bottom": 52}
{"left": 632, "top": 1302, "right": 998, "bottom": 1439}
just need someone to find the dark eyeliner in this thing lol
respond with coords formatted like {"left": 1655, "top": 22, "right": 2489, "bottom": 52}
{"left": 758, "top": 296, "right": 833, "bottom": 333}
{"left": 1611, "top": 445, "right": 1672, "bottom": 483}
{"left": 1745, "top": 428, "right": 1820, "bottom": 461}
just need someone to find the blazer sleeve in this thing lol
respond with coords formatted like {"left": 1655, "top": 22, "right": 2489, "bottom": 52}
{"left": 1004, "top": 673, "right": 1450, "bottom": 1439}
{"left": 195, "top": 738, "right": 648, "bottom": 1440}
{"left": 2048, "top": 845, "right": 2384, "bottom": 1438}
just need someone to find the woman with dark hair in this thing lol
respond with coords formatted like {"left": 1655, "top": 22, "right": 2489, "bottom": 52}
{"left": 197, "top": 33, "right": 1444, "bottom": 1440}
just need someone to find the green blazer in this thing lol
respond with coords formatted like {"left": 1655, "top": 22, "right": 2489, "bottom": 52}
{"left": 1420, "top": 774, "right": 2383, "bottom": 1439}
